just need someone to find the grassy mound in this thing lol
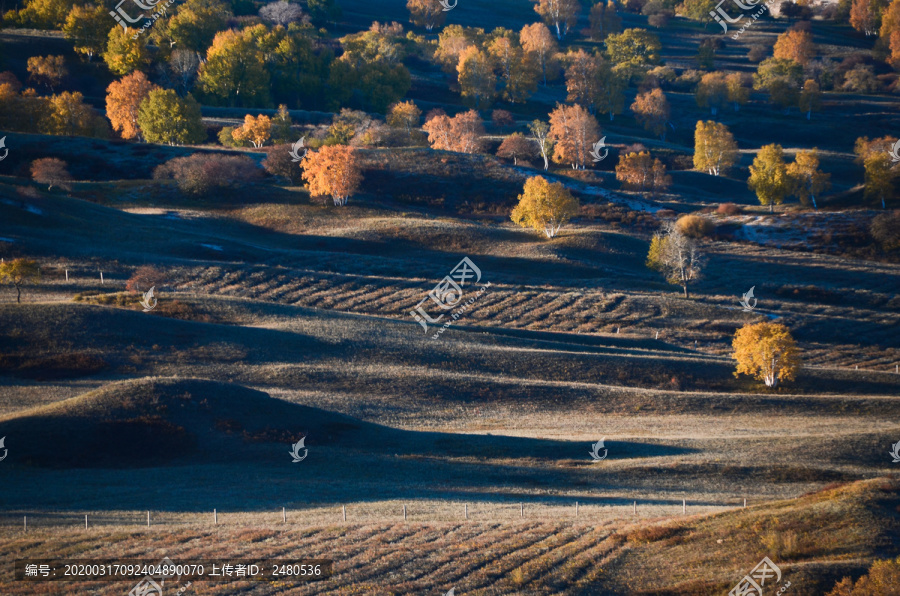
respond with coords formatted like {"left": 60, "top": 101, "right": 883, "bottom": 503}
{"left": 0, "top": 377, "right": 373, "bottom": 468}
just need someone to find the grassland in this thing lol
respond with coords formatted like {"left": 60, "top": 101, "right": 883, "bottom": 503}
{"left": 2, "top": 0, "right": 900, "bottom": 592}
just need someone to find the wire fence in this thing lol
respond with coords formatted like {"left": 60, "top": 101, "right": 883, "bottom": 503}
{"left": 0, "top": 499, "right": 749, "bottom": 532}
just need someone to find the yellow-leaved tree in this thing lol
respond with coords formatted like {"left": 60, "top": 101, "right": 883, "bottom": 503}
{"left": 232, "top": 114, "right": 272, "bottom": 148}
{"left": 0, "top": 258, "right": 41, "bottom": 304}
{"left": 510, "top": 175, "right": 580, "bottom": 238}
{"left": 300, "top": 145, "right": 363, "bottom": 206}
{"left": 732, "top": 322, "right": 802, "bottom": 388}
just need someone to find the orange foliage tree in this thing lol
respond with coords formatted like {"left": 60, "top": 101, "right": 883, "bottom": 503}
{"left": 615, "top": 151, "right": 671, "bottom": 195}
{"left": 300, "top": 145, "right": 363, "bottom": 206}
{"left": 106, "top": 71, "right": 159, "bottom": 141}
{"left": 423, "top": 110, "right": 485, "bottom": 153}
{"left": 548, "top": 103, "right": 600, "bottom": 169}
{"left": 497, "top": 133, "right": 534, "bottom": 165}
{"left": 631, "top": 88, "right": 670, "bottom": 140}
{"left": 520, "top": 22, "right": 559, "bottom": 85}
{"left": 26, "top": 55, "right": 66, "bottom": 93}
{"left": 533, "top": 0, "right": 581, "bottom": 40}
{"left": 850, "top": 0, "right": 878, "bottom": 35}
{"left": 773, "top": 29, "right": 815, "bottom": 66}
{"left": 31, "top": 157, "right": 72, "bottom": 191}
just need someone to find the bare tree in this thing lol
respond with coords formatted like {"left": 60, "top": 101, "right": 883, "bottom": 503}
{"left": 646, "top": 221, "right": 703, "bottom": 298}
{"left": 259, "top": 1, "right": 304, "bottom": 26}
{"left": 168, "top": 49, "right": 200, "bottom": 96}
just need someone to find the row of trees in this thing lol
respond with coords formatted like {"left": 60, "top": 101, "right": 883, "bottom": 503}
{"left": 57, "top": 2, "right": 409, "bottom": 112}
{"left": 432, "top": 23, "right": 662, "bottom": 110}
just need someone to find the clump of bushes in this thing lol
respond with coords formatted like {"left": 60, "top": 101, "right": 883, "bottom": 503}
{"left": 153, "top": 153, "right": 262, "bottom": 195}
{"left": 717, "top": 202, "right": 743, "bottom": 216}
{"left": 625, "top": 525, "right": 682, "bottom": 544}
{"left": 675, "top": 214, "right": 714, "bottom": 238}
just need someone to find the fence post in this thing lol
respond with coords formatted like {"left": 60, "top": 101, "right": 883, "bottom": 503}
{"left": 147, "top": 511, "right": 150, "bottom": 527}
{"left": 24, "top": 516, "right": 26, "bottom": 532}
{"left": 342, "top": 505, "right": 346, "bottom": 522}
{"left": 520, "top": 503, "right": 524, "bottom": 518}
{"left": 682, "top": 499, "right": 686, "bottom": 515}
{"left": 283, "top": 507, "right": 286, "bottom": 524}
{"left": 633, "top": 501, "right": 636, "bottom": 515}
{"left": 214, "top": 509, "right": 217, "bottom": 525}
{"left": 575, "top": 501, "right": 579, "bottom": 517}
{"left": 65, "top": 269, "right": 68, "bottom": 282}
{"left": 85, "top": 514, "right": 88, "bottom": 529}
{"left": 403, "top": 505, "right": 407, "bottom": 521}
{"left": 655, "top": 331, "right": 659, "bottom": 340}
{"left": 100, "top": 272, "right": 104, "bottom": 284}
{"left": 464, "top": 504, "right": 468, "bottom": 520}
{"left": 743, "top": 498, "right": 747, "bottom": 509}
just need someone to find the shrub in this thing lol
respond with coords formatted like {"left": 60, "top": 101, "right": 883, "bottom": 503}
{"left": 717, "top": 202, "right": 743, "bottom": 216}
{"left": 153, "top": 153, "right": 262, "bottom": 195}
{"left": 126, "top": 266, "right": 166, "bottom": 293}
{"left": 626, "top": 525, "right": 681, "bottom": 543}
{"left": 748, "top": 45, "right": 768, "bottom": 63}
{"left": 491, "top": 109, "right": 515, "bottom": 129}
{"left": 218, "top": 126, "right": 245, "bottom": 148}
{"left": 31, "top": 158, "right": 72, "bottom": 191}
{"left": 263, "top": 144, "right": 303, "bottom": 184}
{"left": 871, "top": 211, "right": 900, "bottom": 251}
{"left": 676, "top": 214, "right": 714, "bottom": 238}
